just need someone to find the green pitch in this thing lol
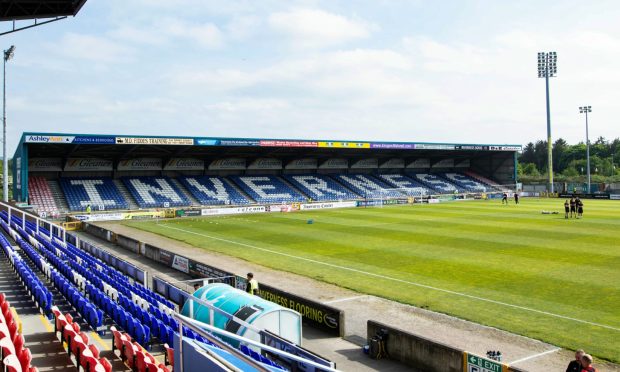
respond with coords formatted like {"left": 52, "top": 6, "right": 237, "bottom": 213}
{"left": 124, "top": 199, "right": 620, "bottom": 362}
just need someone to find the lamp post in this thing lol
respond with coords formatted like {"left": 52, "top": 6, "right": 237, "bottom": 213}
{"left": 3, "top": 45, "right": 15, "bottom": 202}
{"left": 579, "top": 106, "right": 592, "bottom": 193}
{"left": 538, "top": 52, "right": 557, "bottom": 193}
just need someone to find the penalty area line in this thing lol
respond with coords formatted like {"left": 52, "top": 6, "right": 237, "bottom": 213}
{"left": 158, "top": 224, "right": 620, "bottom": 332}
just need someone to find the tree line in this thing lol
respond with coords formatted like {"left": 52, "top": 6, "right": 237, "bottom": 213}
{"left": 519, "top": 137, "right": 619, "bottom": 180}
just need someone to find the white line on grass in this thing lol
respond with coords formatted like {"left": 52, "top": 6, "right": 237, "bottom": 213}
{"left": 159, "top": 224, "right": 620, "bottom": 332}
{"left": 323, "top": 295, "right": 368, "bottom": 304}
{"left": 509, "top": 348, "right": 561, "bottom": 364}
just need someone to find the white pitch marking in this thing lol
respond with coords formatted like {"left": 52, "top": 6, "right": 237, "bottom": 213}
{"left": 158, "top": 224, "right": 620, "bottom": 332}
{"left": 323, "top": 295, "right": 368, "bottom": 304}
{"left": 509, "top": 348, "right": 562, "bottom": 365}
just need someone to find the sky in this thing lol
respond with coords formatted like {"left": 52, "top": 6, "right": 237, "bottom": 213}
{"left": 2, "top": 0, "right": 620, "bottom": 154}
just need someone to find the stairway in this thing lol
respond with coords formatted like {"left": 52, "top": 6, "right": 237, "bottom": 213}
{"left": 113, "top": 179, "right": 139, "bottom": 210}
{"left": 47, "top": 180, "right": 70, "bottom": 214}
{"left": 223, "top": 177, "right": 256, "bottom": 203}
{"left": 169, "top": 178, "right": 201, "bottom": 207}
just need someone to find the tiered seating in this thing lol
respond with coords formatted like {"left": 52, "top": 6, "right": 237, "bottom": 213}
{"left": 59, "top": 178, "right": 129, "bottom": 211}
{"left": 332, "top": 174, "right": 404, "bottom": 198}
{"left": 28, "top": 176, "right": 60, "bottom": 218}
{"left": 178, "top": 176, "right": 250, "bottom": 205}
{"left": 409, "top": 173, "right": 460, "bottom": 194}
{"left": 463, "top": 171, "right": 508, "bottom": 191}
{"left": 122, "top": 177, "right": 190, "bottom": 208}
{"left": 283, "top": 174, "right": 359, "bottom": 201}
{"left": 229, "top": 176, "right": 305, "bottom": 203}
{"left": 0, "top": 293, "right": 37, "bottom": 372}
{"left": 51, "top": 307, "right": 112, "bottom": 372}
{"left": 442, "top": 173, "right": 489, "bottom": 192}
{"left": 111, "top": 326, "right": 169, "bottom": 372}
{"left": 377, "top": 174, "right": 432, "bottom": 196}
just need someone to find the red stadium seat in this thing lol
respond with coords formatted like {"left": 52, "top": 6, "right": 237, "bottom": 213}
{"left": 164, "top": 343, "right": 174, "bottom": 368}
{"left": 12, "top": 333, "right": 24, "bottom": 356}
{"left": 99, "top": 357, "right": 112, "bottom": 372}
{"left": 19, "top": 347, "right": 32, "bottom": 371}
{"left": 3, "top": 353, "right": 21, "bottom": 372}
{"left": 122, "top": 339, "right": 138, "bottom": 368}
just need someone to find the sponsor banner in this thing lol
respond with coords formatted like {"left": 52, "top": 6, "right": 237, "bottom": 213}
{"left": 319, "top": 158, "right": 348, "bottom": 169}
{"left": 285, "top": 158, "right": 318, "bottom": 170}
{"left": 64, "top": 158, "right": 113, "bottom": 171}
{"left": 318, "top": 141, "right": 370, "bottom": 149}
{"left": 558, "top": 193, "right": 610, "bottom": 199}
{"left": 175, "top": 209, "right": 202, "bottom": 217}
{"left": 115, "top": 137, "right": 194, "bottom": 145}
{"left": 489, "top": 145, "right": 522, "bottom": 151}
{"left": 218, "top": 139, "right": 260, "bottom": 146}
{"left": 415, "top": 144, "right": 456, "bottom": 150}
{"left": 455, "top": 145, "right": 489, "bottom": 150}
{"left": 265, "top": 204, "right": 299, "bottom": 213}
{"left": 73, "top": 210, "right": 166, "bottom": 221}
{"left": 29, "top": 158, "right": 62, "bottom": 171}
{"left": 72, "top": 136, "right": 116, "bottom": 145}
{"left": 300, "top": 201, "right": 357, "bottom": 210}
{"left": 201, "top": 206, "right": 266, "bottom": 216}
{"left": 260, "top": 284, "right": 343, "bottom": 336}
{"left": 117, "top": 158, "right": 162, "bottom": 171}
{"left": 248, "top": 158, "right": 282, "bottom": 170}
{"left": 25, "top": 135, "right": 75, "bottom": 143}
{"left": 379, "top": 158, "right": 405, "bottom": 169}
{"left": 407, "top": 158, "right": 430, "bottom": 168}
{"left": 208, "top": 158, "right": 246, "bottom": 170}
{"left": 195, "top": 138, "right": 219, "bottom": 146}
{"left": 351, "top": 158, "right": 378, "bottom": 169}
{"left": 171, "top": 255, "right": 190, "bottom": 274}
{"left": 432, "top": 158, "right": 454, "bottom": 168}
{"left": 260, "top": 140, "right": 318, "bottom": 148}
{"left": 455, "top": 159, "right": 471, "bottom": 168}
{"left": 370, "top": 143, "right": 415, "bottom": 149}
{"left": 164, "top": 158, "right": 204, "bottom": 171}
{"left": 611, "top": 194, "right": 620, "bottom": 200}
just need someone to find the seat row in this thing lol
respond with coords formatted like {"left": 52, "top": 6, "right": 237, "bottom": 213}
{"left": 111, "top": 326, "right": 169, "bottom": 372}
{"left": 52, "top": 307, "right": 112, "bottom": 372}
{"left": 0, "top": 294, "right": 35, "bottom": 372}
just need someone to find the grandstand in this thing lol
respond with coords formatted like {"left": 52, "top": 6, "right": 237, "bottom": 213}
{"left": 12, "top": 133, "right": 519, "bottom": 215}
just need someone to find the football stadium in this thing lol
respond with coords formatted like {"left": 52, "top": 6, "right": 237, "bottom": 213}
{"left": 1, "top": 2, "right": 620, "bottom": 372}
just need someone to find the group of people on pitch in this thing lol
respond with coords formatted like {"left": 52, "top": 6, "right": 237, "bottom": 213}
{"left": 564, "top": 197, "right": 584, "bottom": 219}
{"left": 566, "top": 349, "right": 598, "bottom": 372}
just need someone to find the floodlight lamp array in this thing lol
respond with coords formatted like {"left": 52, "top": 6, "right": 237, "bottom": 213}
{"left": 537, "top": 51, "right": 557, "bottom": 78}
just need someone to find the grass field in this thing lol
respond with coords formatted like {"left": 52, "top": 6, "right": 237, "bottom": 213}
{"left": 123, "top": 198, "right": 620, "bottom": 362}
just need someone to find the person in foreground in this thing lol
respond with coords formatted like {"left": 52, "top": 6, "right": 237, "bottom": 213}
{"left": 246, "top": 272, "right": 259, "bottom": 296}
{"left": 580, "top": 353, "right": 597, "bottom": 372}
{"left": 566, "top": 349, "right": 584, "bottom": 372}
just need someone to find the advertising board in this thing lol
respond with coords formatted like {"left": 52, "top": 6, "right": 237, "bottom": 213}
{"left": 201, "top": 206, "right": 266, "bottom": 216}
{"left": 370, "top": 143, "right": 415, "bottom": 149}
{"left": 117, "top": 158, "right": 162, "bottom": 171}
{"left": 300, "top": 201, "right": 357, "bottom": 210}
{"left": 259, "top": 140, "right": 318, "bottom": 147}
{"left": 247, "top": 158, "right": 282, "bottom": 170}
{"left": 319, "top": 158, "right": 348, "bottom": 169}
{"left": 351, "top": 158, "right": 378, "bottom": 169}
{"left": 115, "top": 137, "right": 194, "bottom": 145}
{"left": 29, "top": 158, "right": 62, "bottom": 171}
{"left": 163, "top": 158, "right": 204, "bottom": 170}
{"left": 175, "top": 209, "right": 202, "bottom": 217}
{"left": 558, "top": 193, "right": 610, "bottom": 199}
{"left": 73, "top": 210, "right": 166, "bottom": 221}
{"left": 611, "top": 194, "right": 620, "bottom": 200}
{"left": 64, "top": 158, "right": 113, "bottom": 171}
{"left": 259, "top": 284, "right": 343, "bottom": 336}
{"left": 208, "top": 158, "right": 246, "bottom": 170}
{"left": 318, "top": 141, "right": 370, "bottom": 148}
{"left": 285, "top": 158, "right": 318, "bottom": 170}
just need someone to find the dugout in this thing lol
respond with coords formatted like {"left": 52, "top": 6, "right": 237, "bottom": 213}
{"left": 12, "top": 132, "right": 521, "bottom": 203}
{"left": 181, "top": 283, "right": 302, "bottom": 347}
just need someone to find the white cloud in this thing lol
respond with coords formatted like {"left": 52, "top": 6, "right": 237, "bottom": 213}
{"left": 269, "top": 9, "right": 374, "bottom": 48}
{"left": 52, "top": 33, "right": 135, "bottom": 63}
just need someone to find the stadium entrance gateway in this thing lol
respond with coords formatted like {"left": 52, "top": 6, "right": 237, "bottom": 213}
{"left": 463, "top": 352, "right": 508, "bottom": 372}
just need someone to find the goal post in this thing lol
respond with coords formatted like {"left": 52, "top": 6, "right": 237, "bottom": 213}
{"left": 362, "top": 184, "right": 518, "bottom": 206}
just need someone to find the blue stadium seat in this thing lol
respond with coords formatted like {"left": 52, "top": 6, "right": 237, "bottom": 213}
{"left": 409, "top": 173, "right": 460, "bottom": 194}
{"left": 59, "top": 178, "right": 129, "bottom": 211}
{"left": 333, "top": 174, "right": 404, "bottom": 198}
{"left": 228, "top": 175, "right": 305, "bottom": 203}
{"left": 283, "top": 174, "right": 359, "bottom": 201}
{"left": 122, "top": 177, "right": 191, "bottom": 208}
{"left": 377, "top": 174, "right": 432, "bottom": 196}
{"left": 178, "top": 176, "right": 251, "bottom": 205}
